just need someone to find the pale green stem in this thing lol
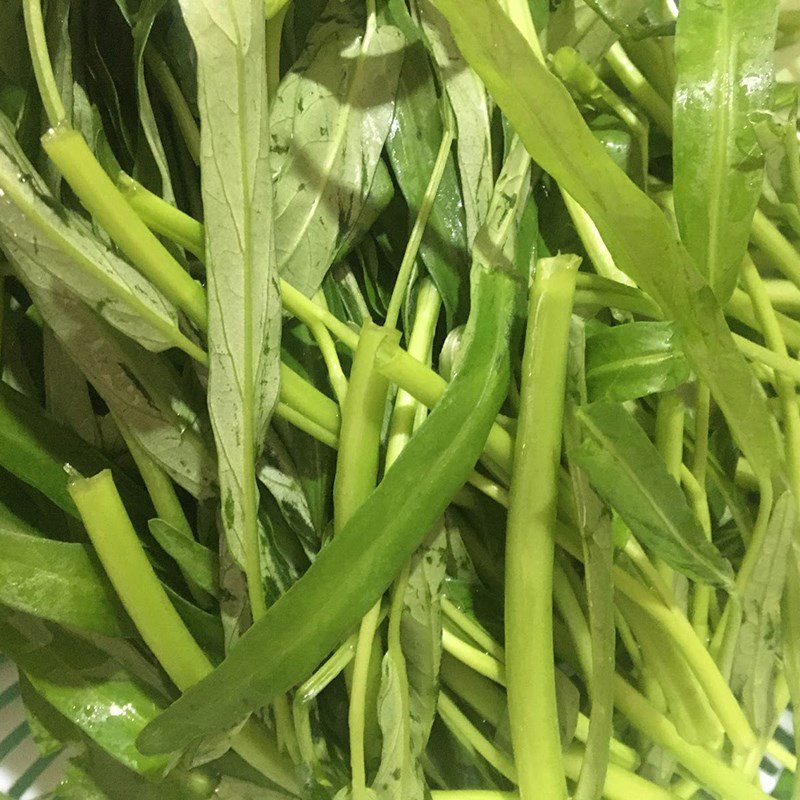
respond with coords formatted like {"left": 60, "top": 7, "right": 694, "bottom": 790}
{"left": 42, "top": 125, "right": 208, "bottom": 330}
{"left": 752, "top": 209, "right": 800, "bottom": 290}
{"left": 505, "top": 255, "right": 579, "bottom": 800}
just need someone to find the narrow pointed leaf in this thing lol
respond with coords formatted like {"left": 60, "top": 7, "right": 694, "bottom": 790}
{"left": 572, "top": 401, "right": 734, "bottom": 587}
{"left": 180, "top": 0, "right": 281, "bottom": 571}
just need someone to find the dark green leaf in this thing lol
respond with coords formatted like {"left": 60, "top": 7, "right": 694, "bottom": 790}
{"left": 383, "top": 0, "right": 470, "bottom": 324}
{"left": 0, "top": 607, "right": 170, "bottom": 777}
{"left": 0, "top": 527, "right": 128, "bottom": 636}
{"left": 149, "top": 518, "right": 218, "bottom": 598}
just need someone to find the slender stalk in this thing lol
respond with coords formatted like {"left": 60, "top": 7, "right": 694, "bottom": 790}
{"left": 22, "top": 0, "right": 66, "bottom": 125}
{"left": 117, "top": 172, "right": 205, "bottom": 259}
{"left": 67, "top": 470, "right": 298, "bottom": 793}
{"left": 384, "top": 126, "right": 454, "bottom": 330}
{"left": 143, "top": 48, "right": 201, "bottom": 164}
{"left": 505, "top": 254, "right": 579, "bottom": 800}
{"left": 752, "top": 209, "right": 800, "bottom": 289}
{"left": 654, "top": 391, "right": 684, "bottom": 586}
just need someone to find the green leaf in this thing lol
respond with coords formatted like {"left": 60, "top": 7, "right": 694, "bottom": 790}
{"left": 0, "top": 114, "right": 186, "bottom": 353}
{"left": 164, "top": 586, "right": 225, "bottom": 664}
{"left": 0, "top": 607, "right": 170, "bottom": 777}
{"left": 401, "top": 526, "right": 447, "bottom": 758}
{"left": 258, "top": 427, "right": 323, "bottom": 560}
{"left": 0, "top": 527, "right": 128, "bottom": 636}
{"left": 383, "top": 0, "right": 470, "bottom": 324}
{"left": 181, "top": 0, "right": 281, "bottom": 588}
{"left": 149, "top": 518, "right": 218, "bottom": 598}
{"left": 572, "top": 402, "right": 734, "bottom": 587}
{"left": 673, "top": 0, "right": 779, "bottom": 303}
{"left": 418, "top": 0, "right": 493, "bottom": 244}
{"left": 584, "top": 321, "right": 691, "bottom": 402}
{"left": 272, "top": 2, "right": 404, "bottom": 296}
{"left": 429, "top": 0, "right": 783, "bottom": 486}
{"left": 372, "top": 655, "right": 425, "bottom": 800}
{"left": 0, "top": 380, "right": 146, "bottom": 521}
{"left": 731, "top": 491, "right": 795, "bottom": 735}
{"left": 43, "top": 328, "right": 101, "bottom": 447}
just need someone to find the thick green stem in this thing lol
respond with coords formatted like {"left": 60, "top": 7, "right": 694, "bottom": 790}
{"left": 42, "top": 125, "right": 208, "bottom": 330}
{"left": 67, "top": 470, "right": 298, "bottom": 793}
{"left": 505, "top": 255, "right": 579, "bottom": 800}
{"left": 115, "top": 417, "right": 207, "bottom": 606}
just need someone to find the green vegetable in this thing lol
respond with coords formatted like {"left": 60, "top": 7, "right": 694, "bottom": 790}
{"left": 673, "top": 0, "right": 779, "bottom": 303}
{"left": 572, "top": 401, "right": 734, "bottom": 587}
{"left": 181, "top": 0, "right": 281, "bottom": 620}
{"left": 505, "top": 254, "right": 579, "bottom": 800}
{"left": 0, "top": 1, "right": 798, "bottom": 797}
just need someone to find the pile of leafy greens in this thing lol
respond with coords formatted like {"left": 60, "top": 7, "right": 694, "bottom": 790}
{"left": 1, "top": 0, "right": 800, "bottom": 798}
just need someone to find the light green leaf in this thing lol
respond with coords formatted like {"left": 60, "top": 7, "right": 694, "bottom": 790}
{"left": 419, "top": 0, "right": 493, "bottom": 245}
{"left": 372, "top": 655, "right": 426, "bottom": 800}
{"left": 731, "top": 491, "right": 794, "bottom": 735}
{"left": 673, "top": 0, "right": 779, "bottom": 303}
{"left": 429, "top": 0, "right": 783, "bottom": 486}
{"left": 180, "top": 0, "right": 281, "bottom": 576}
{"left": 272, "top": 2, "right": 404, "bottom": 296}
{"left": 585, "top": 321, "right": 691, "bottom": 403}
{"left": 572, "top": 402, "right": 735, "bottom": 587}
{"left": 401, "top": 526, "right": 447, "bottom": 758}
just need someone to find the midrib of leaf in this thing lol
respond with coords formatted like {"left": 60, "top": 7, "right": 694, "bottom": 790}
{"left": 585, "top": 350, "right": 678, "bottom": 380}
{"left": 0, "top": 168, "right": 198, "bottom": 357}
{"left": 705, "top": 7, "right": 737, "bottom": 290}
{"left": 277, "top": 19, "right": 377, "bottom": 269}
{"left": 227, "top": 0, "right": 262, "bottom": 619}
{"left": 579, "top": 410, "right": 728, "bottom": 584}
